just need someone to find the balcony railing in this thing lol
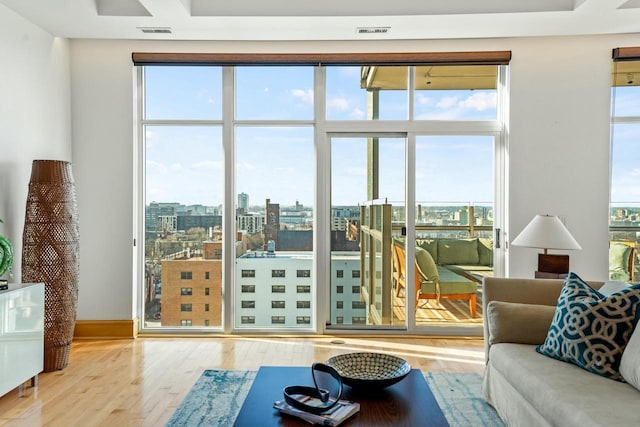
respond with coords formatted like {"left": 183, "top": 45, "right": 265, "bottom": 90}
{"left": 359, "top": 200, "right": 493, "bottom": 326}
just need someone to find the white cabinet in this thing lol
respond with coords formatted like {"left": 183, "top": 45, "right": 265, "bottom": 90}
{"left": 0, "top": 283, "right": 44, "bottom": 397}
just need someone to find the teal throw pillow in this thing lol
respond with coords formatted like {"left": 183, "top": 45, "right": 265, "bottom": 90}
{"left": 536, "top": 272, "right": 640, "bottom": 380}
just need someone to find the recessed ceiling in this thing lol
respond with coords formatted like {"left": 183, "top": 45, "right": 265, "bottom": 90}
{"left": 619, "top": 0, "right": 640, "bottom": 9}
{"left": 0, "top": 0, "right": 639, "bottom": 41}
{"left": 96, "top": 0, "right": 150, "bottom": 17}
{"left": 190, "top": 0, "right": 578, "bottom": 17}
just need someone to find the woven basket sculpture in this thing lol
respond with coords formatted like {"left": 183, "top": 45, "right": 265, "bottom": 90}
{"left": 22, "top": 160, "right": 79, "bottom": 372}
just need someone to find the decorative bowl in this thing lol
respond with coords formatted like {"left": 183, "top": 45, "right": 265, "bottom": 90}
{"left": 325, "top": 352, "right": 411, "bottom": 389}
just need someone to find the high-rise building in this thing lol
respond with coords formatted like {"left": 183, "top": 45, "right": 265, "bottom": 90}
{"left": 264, "top": 198, "right": 280, "bottom": 249}
{"left": 235, "top": 251, "right": 364, "bottom": 328}
{"left": 238, "top": 192, "right": 249, "bottom": 213}
{"left": 237, "top": 213, "right": 265, "bottom": 234}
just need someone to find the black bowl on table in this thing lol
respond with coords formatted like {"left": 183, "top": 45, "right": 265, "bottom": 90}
{"left": 325, "top": 352, "right": 411, "bottom": 390}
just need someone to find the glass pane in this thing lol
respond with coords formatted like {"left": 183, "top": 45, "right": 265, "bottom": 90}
{"left": 144, "top": 66, "right": 222, "bottom": 120}
{"left": 612, "top": 60, "right": 640, "bottom": 117}
{"left": 330, "top": 137, "right": 405, "bottom": 327}
{"left": 235, "top": 126, "right": 314, "bottom": 329}
{"left": 414, "top": 65, "right": 498, "bottom": 120}
{"left": 612, "top": 86, "right": 640, "bottom": 117}
{"left": 326, "top": 66, "right": 408, "bottom": 120}
{"left": 144, "top": 125, "right": 223, "bottom": 329}
{"left": 610, "top": 61, "right": 640, "bottom": 281}
{"left": 235, "top": 67, "right": 314, "bottom": 120}
{"left": 610, "top": 122, "right": 640, "bottom": 280}
{"left": 414, "top": 135, "right": 493, "bottom": 326}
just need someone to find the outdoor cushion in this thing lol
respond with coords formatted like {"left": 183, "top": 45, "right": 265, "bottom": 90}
{"left": 478, "top": 237, "right": 493, "bottom": 266}
{"left": 438, "top": 238, "right": 479, "bottom": 265}
{"left": 415, "top": 246, "right": 438, "bottom": 282}
{"left": 436, "top": 267, "right": 477, "bottom": 295}
{"left": 609, "top": 243, "right": 632, "bottom": 282}
{"left": 416, "top": 238, "right": 438, "bottom": 261}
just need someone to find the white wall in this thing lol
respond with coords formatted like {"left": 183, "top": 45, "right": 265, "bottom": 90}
{"left": 507, "top": 37, "right": 615, "bottom": 279}
{"left": 0, "top": 5, "right": 71, "bottom": 282}
{"left": 69, "top": 35, "right": 638, "bottom": 321}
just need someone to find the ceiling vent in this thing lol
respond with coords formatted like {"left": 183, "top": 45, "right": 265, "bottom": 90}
{"left": 139, "top": 27, "right": 172, "bottom": 34}
{"left": 356, "top": 27, "right": 390, "bottom": 35}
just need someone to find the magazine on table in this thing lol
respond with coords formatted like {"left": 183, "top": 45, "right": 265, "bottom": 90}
{"left": 273, "top": 396, "right": 360, "bottom": 426}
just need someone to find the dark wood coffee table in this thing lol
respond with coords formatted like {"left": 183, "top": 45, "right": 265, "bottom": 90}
{"left": 233, "top": 366, "right": 449, "bottom": 426}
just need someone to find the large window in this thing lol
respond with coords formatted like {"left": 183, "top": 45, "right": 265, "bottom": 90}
{"left": 136, "top": 53, "right": 509, "bottom": 334}
{"left": 610, "top": 54, "right": 640, "bottom": 282}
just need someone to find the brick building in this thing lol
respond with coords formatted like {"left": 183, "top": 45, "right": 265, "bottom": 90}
{"left": 161, "top": 241, "right": 223, "bottom": 327}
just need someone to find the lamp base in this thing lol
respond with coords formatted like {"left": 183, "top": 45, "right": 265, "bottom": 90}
{"left": 538, "top": 254, "right": 569, "bottom": 274}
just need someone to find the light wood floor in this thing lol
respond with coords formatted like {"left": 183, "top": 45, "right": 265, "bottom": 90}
{"left": 0, "top": 336, "right": 485, "bottom": 427}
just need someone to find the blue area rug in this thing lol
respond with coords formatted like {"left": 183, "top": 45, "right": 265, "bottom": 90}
{"left": 166, "top": 370, "right": 504, "bottom": 427}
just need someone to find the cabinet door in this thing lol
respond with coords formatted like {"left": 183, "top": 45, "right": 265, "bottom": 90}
{"left": 0, "top": 283, "right": 44, "bottom": 397}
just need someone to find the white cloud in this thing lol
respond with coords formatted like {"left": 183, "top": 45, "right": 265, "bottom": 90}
{"left": 415, "top": 93, "right": 434, "bottom": 106}
{"left": 291, "top": 88, "right": 314, "bottom": 104}
{"left": 460, "top": 92, "right": 497, "bottom": 111}
{"left": 236, "top": 161, "right": 256, "bottom": 172}
{"left": 350, "top": 107, "right": 365, "bottom": 119}
{"left": 264, "top": 87, "right": 270, "bottom": 92}
{"left": 436, "top": 96, "right": 459, "bottom": 109}
{"left": 327, "top": 97, "right": 349, "bottom": 111}
{"left": 145, "top": 130, "right": 156, "bottom": 149}
{"left": 146, "top": 159, "right": 168, "bottom": 174}
{"left": 192, "top": 160, "right": 222, "bottom": 171}
{"left": 169, "top": 163, "right": 184, "bottom": 172}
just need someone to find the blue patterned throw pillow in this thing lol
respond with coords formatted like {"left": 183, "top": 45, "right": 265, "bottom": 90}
{"left": 536, "top": 272, "right": 640, "bottom": 380}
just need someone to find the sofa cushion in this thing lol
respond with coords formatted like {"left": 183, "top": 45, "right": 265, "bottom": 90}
{"left": 478, "top": 237, "right": 493, "bottom": 266}
{"left": 487, "top": 301, "right": 556, "bottom": 345}
{"left": 415, "top": 246, "right": 438, "bottom": 283}
{"left": 437, "top": 238, "right": 479, "bottom": 265}
{"left": 536, "top": 272, "right": 640, "bottom": 380}
{"left": 488, "top": 343, "right": 640, "bottom": 427}
{"left": 609, "top": 243, "right": 632, "bottom": 282}
{"left": 621, "top": 325, "right": 640, "bottom": 391}
{"left": 416, "top": 238, "right": 438, "bottom": 261}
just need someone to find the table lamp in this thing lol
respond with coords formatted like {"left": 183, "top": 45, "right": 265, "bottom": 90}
{"left": 511, "top": 214, "right": 582, "bottom": 275}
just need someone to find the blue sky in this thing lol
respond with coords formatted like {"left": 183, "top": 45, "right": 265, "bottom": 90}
{"left": 611, "top": 87, "right": 640, "bottom": 205}
{"left": 143, "top": 66, "right": 639, "bottom": 209}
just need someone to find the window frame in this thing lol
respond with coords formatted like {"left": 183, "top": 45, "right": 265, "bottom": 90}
{"left": 135, "top": 54, "right": 509, "bottom": 336}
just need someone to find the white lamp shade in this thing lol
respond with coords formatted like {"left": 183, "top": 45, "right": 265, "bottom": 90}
{"left": 511, "top": 214, "right": 582, "bottom": 251}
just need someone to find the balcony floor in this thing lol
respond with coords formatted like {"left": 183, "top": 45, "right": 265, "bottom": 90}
{"left": 392, "top": 287, "right": 483, "bottom": 326}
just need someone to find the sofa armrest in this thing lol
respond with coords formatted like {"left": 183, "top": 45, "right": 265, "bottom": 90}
{"left": 482, "top": 277, "right": 564, "bottom": 363}
{"left": 482, "top": 277, "right": 604, "bottom": 362}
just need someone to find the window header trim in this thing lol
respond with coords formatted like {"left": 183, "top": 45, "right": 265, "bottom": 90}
{"left": 132, "top": 51, "right": 511, "bottom": 67}
{"left": 613, "top": 47, "right": 640, "bottom": 61}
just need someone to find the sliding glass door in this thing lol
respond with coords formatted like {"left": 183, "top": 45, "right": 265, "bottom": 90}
{"left": 413, "top": 135, "right": 495, "bottom": 327}
{"left": 329, "top": 135, "right": 406, "bottom": 328}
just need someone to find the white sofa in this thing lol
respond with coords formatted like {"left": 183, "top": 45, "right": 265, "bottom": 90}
{"left": 482, "top": 277, "right": 640, "bottom": 427}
